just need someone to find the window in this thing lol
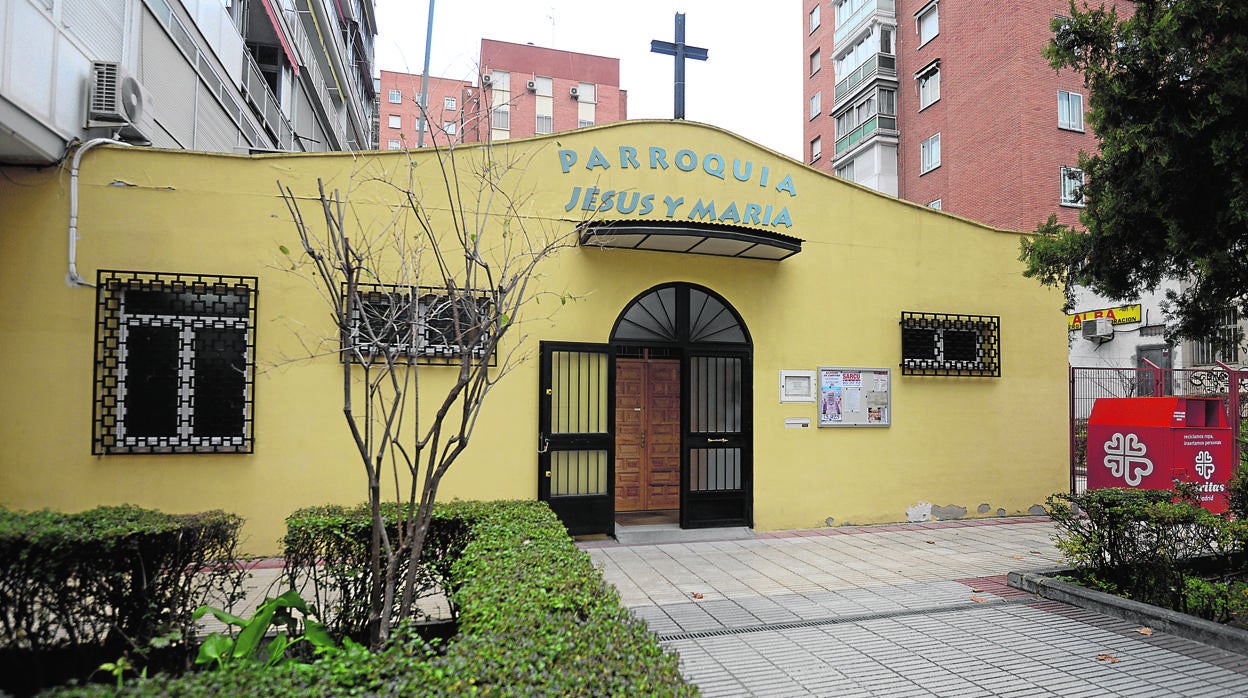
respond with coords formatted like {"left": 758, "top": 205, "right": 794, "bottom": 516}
{"left": 918, "top": 64, "right": 940, "bottom": 109}
{"left": 388, "top": 114, "right": 401, "bottom": 129}
{"left": 415, "top": 117, "right": 426, "bottom": 132}
{"left": 836, "top": 161, "right": 854, "bottom": 180}
{"left": 387, "top": 139, "right": 401, "bottom": 150}
{"left": 1058, "top": 90, "right": 1084, "bottom": 131}
{"left": 809, "top": 4, "right": 820, "bottom": 32}
{"left": 920, "top": 133, "right": 941, "bottom": 173}
{"left": 577, "top": 82, "right": 596, "bottom": 127}
{"left": 444, "top": 121, "right": 457, "bottom": 136}
{"left": 1061, "top": 166, "right": 1084, "bottom": 206}
{"left": 917, "top": 2, "right": 939, "bottom": 45}
{"left": 836, "top": 0, "right": 867, "bottom": 27}
{"left": 835, "top": 88, "right": 892, "bottom": 138}
{"left": 835, "top": 29, "right": 891, "bottom": 80}
{"left": 927, "top": 199, "right": 942, "bottom": 210}
{"left": 1192, "top": 309, "right": 1240, "bottom": 365}
{"left": 93, "top": 271, "right": 257, "bottom": 454}
{"left": 345, "top": 285, "right": 494, "bottom": 365}
{"left": 388, "top": 88, "right": 401, "bottom": 104}
{"left": 444, "top": 96, "right": 457, "bottom": 111}
{"left": 811, "top": 136, "right": 822, "bottom": 162}
{"left": 900, "top": 311, "right": 1000, "bottom": 377}
{"left": 810, "top": 49, "right": 821, "bottom": 76}
{"left": 535, "top": 76, "right": 554, "bottom": 134}
{"left": 809, "top": 91, "right": 822, "bottom": 120}
{"left": 490, "top": 71, "right": 510, "bottom": 138}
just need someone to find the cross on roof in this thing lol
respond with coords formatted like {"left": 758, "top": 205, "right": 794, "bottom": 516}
{"left": 650, "top": 12, "right": 709, "bottom": 120}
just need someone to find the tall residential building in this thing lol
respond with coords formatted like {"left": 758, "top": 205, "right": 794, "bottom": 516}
{"left": 804, "top": 0, "right": 1129, "bottom": 232}
{"left": 476, "top": 39, "right": 627, "bottom": 143}
{"left": 377, "top": 71, "right": 473, "bottom": 150}
{"left": 0, "top": 0, "right": 377, "bottom": 164}
{"left": 803, "top": 1, "right": 1221, "bottom": 372}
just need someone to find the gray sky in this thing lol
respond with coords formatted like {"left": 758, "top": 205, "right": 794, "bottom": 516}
{"left": 372, "top": 0, "right": 803, "bottom": 158}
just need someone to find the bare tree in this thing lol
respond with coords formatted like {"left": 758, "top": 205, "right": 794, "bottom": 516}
{"left": 277, "top": 133, "right": 577, "bottom": 646}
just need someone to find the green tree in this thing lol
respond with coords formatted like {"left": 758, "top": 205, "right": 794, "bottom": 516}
{"left": 1020, "top": 0, "right": 1248, "bottom": 343}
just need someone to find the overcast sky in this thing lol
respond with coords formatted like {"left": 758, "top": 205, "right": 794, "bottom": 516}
{"left": 372, "top": 0, "right": 803, "bottom": 158}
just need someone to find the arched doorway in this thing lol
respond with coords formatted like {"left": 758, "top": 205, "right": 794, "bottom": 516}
{"left": 538, "top": 283, "right": 752, "bottom": 535}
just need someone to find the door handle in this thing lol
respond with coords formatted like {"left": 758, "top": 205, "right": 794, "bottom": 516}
{"left": 707, "top": 438, "right": 729, "bottom": 443}
{"left": 537, "top": 436, "right": 549, "bottom": 454}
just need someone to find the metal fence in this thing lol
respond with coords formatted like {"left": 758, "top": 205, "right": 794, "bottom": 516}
{"left": 1071, "top": 364, "right": 1245, "bottom": 493}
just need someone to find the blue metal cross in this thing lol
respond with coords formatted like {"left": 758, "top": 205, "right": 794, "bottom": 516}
{"left": 650, "top": 12, "right": 709, "bottom": 120}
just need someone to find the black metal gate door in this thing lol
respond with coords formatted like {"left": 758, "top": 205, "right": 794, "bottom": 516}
{"left": 682, "top": 350, "right": 752, "bottom": 528}
{"left": 538, "top": 341, "right": 615, "bottom": 536}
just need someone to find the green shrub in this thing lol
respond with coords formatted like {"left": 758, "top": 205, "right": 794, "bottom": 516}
{"left": 0, "top": 505, "right": 246, "bottom": 653}
{"left": 47, "top": 500, "right": 695, "bottom": 696}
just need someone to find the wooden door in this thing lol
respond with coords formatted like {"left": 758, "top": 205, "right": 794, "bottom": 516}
{"left": 615, "top": 358, "right": 681, "bottom": 512}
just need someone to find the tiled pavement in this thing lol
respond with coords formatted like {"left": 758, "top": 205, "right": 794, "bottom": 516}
{"left": 582, "top": 519, "right": 1248, "bottom": 697}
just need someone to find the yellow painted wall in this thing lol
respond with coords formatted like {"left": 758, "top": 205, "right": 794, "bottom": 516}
{"left": 0, "top": 121, "right": 1069, "bottom": 554}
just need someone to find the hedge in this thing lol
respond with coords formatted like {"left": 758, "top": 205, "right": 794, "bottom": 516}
{"left": 0, "top": 505, "right": 246, "bottom": 653}
{"left": 47, "top": 500, "right": 696, "bottom": 696}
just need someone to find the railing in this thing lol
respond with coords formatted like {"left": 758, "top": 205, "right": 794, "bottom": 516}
{"left": 834, "top": 114, "right": 895, "bottom": 155}
{"left": 834, "top": 0, "right": 895, "bottom": 45}
{"left": 834, "top": 53, "right": 896, "bottom": 101}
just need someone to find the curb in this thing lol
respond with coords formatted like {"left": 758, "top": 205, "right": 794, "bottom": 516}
{"left": 1008, "top": 568, "right": 1248, "bottom": 656}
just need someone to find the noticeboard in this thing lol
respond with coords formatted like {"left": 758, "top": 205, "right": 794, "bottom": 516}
{"left": 818, "top": 367, "right": 891, "bottom": 427}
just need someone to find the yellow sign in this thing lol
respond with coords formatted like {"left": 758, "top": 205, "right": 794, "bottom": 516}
{"left": 1068, "top": 304, "right": 1142, "bottom": 329}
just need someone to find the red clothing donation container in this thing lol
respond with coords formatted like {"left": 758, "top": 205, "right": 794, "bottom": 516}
{"left": 1086, "top": 397, "right": 1232, "bottom": 513}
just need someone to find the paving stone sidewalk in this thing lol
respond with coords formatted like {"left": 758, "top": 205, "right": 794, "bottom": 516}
{"left": 582, "top": 518, "right": 1248, "bottom": 697}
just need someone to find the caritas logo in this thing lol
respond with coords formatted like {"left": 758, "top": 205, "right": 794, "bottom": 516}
{"left": 1103, "top": 432, "right": 1154, "bottom": 486}
{"left": 1195, "top": 451, "right": 1215, "bottom": 481}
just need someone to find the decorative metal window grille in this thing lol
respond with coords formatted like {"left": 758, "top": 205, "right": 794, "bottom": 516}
{"left": 1191, "top": 308, "right": 1239, "bottom": 366}
{"left": 900, "top": 311, "right": 1000, "bottom": 377}
{"left": 344, "top": 284, "right": 495, "bottom": 366}
{"left": 93, "top": 271, "right": 257, "bottom": 454}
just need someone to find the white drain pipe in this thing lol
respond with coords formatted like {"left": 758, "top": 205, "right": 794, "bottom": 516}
{"left": 67, "top": 138, "right": 128, "bottom": 288}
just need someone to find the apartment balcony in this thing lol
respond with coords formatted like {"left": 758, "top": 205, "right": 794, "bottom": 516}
{"left": 833, "top": 0, "right": 896, "bottom": 45}
{"left": 834, "top": 115, "right": 897, "bottom": 156}
{"left": 835, "top": 53, "right": 896, "bottom": 101}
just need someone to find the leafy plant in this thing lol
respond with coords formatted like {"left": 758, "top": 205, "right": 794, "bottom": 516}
{"left": 192, "top": 589, "right": 335, "bottom": 670}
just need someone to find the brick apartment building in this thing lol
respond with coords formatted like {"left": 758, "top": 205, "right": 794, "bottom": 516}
{"left": 804, "top": 0, "right": 1132, "bottom": 232}
{"left": 377, "top": 39, "right": 626, "bottom": 150}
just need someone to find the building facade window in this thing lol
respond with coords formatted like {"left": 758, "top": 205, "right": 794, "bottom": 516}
{"left": 835, "top": 28, "right": 893, "bottom": 81}
{"left": 811, "top": 136, "right": 822, "bottom": 162}
{"left": 444, "top": 122, "right": 457, "bottom": 136}
{"left": 1058, "top": 90, "right": 1084, "bottom": 131}
{"left": 900, "top": 311, "right": 1000, "bottom": 377}
{"left": 388, "top": 114, "right": 401, "bottom": 129}
{"left": 920, "top": 133, "right": 941, "bottom": 173}
{"left": 535, "top": 76, "right": 554, "bottom": 134}
{"left": 928, "top": 199, "right": 942, "bottom": 210}
{"left": 918, "top": 64, "right": 940, "bottom": 109}
{"left": 577, "top": 82, "right": 596, "bottom": 128}
{"left": 444, "top": 96, "right": 457, "bottom": 111}
{"left": 93, "top": 271, "right": 257, "bottom": 454}
{"left": 388, "top": 88, "right": 401, "bottom": 104}
{"left": 387, "top": 139, "right": 401, "bottom": 150}
{"left": 346, "top": 285, "right": 494, "bottom": 365}
{"left": 835, "top": 87, "right": 895, "bottom": 138}
{"left": 810, "top": 91, "right": 822, "bottom": 120}
{"left": 1061, "top": 166, "right": 1084, "bottom": 206}
{"left": 1192, "top": 308, "right": 1240, "bottom": 365}
{"left": 810, "top": 49, "right": 822, "bottom": 76}
{"left": 490, "top": 71, "right": 511, "bottom": 139}
{"left": 836, "top": 0, "right": 868, "bottom": 27}
{"left": 809, "top": 4, "right": 820, "bottom": 32}
{"left": 836, "top": 161, "right": 855, "bottom": 180}
{"left": 917, "top": 2, "right": 939, "bottom": 45}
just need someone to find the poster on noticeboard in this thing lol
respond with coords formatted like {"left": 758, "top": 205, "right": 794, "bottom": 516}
{"left": 818, "top": 367, "right": 891, "bottom": 428}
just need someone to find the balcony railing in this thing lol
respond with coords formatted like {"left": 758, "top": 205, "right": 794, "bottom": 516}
{"left": 834, "top": 0, "right": 896, "bottom": 45}
{"left": 835, "top": 115, "right": 897, "bottom": 156}
{"left": 834, "top": 53, "right": 896, "bottom": 101}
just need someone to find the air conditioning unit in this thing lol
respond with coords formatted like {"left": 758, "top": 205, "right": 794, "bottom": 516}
{"left": 526, "top": 80, "right": 537, "bottom": 92}
{"left": 1082, "top": 317, "right": 1114, "bottom": 342}
{"left": 569, "top": 86, "right": 580, "bottom": 99}
{"left": 481, "top": 73, "right": 493, "bottom": 86}
{"left": 87, "top": 61, "right": 152, "bottom": 144}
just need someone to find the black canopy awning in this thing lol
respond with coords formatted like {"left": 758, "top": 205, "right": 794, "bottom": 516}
{"left": 578, "top": 220, "right": 803, "bottom": 261}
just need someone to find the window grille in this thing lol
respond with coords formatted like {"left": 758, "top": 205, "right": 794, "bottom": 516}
{"left": 344, "top": 284, "right": 495, "bottom": 366}
{"left": 93, "top": 271, "right": 257, "bottom": 454}
{"left": 900, "top": 311, "right": 1000, "bottom": 376}
{"left": 1191, "top": 308, "right": 1240, "bottom": 365}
